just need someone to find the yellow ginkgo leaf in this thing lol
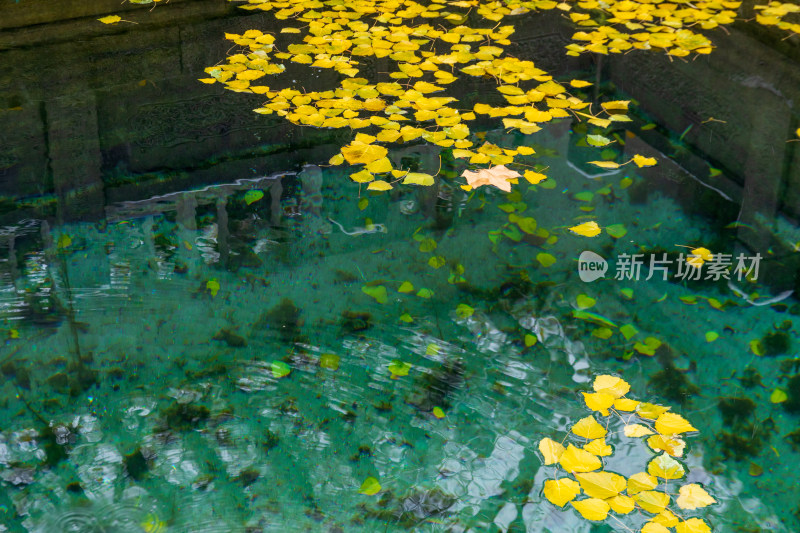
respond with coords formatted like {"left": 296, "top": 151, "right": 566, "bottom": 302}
{"left": 543, "top": 478, "right": 581, "bottom": 507}
{"left": 538, "top": 437, "right": 566, "bottom": 465}
{"left": 570, "top": 498, "right": 610, "bottom": 521}
{"left": 583, "top": 438, "right": 612, "bottom": 457}
{"left": 592, "top": 375, "right": 630, "bottom": 398}
{"left": 676, "top": 483, "right": 716, "bottom": 510}
{"left": 569, "top": 221, "right": 602, "bottom": 237}
{"left": 634, "top": 490, "right": 671, "bottom": 514}
{"left": 654, "top": 412, "right": 697, "bottom": 435}
{"left": 559, "top": 444, "right": 602, "bottom": 473}
{"left": 571, "top": 415, "right": 607, "bottom": 439}
{"left": 627, "top": 472, "right": 658, "bottom": 495}
{"left": 574, "top": 471, "right": 627, "bottom": 499}
{"left": 624, "top": 424, "right": 655, "bottom": 437}
{"left": 607, "top": 494, "right": 635, "bottom": 514}
{"left": 674, "top": 518, "right": 712, "bottom": 533}
{"left": 647, "top": 453, "right": 686, "bottom": 480}
{"left": 582, "top": 392, "right": 614, "bottom": 416}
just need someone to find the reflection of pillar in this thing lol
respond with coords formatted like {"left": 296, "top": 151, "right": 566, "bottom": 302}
{"left": 735, "top": 100, "right": 794, "bottom": 293}
{"left": 216, "top": 197, "right": 229, "bottom": 266}
{"left": 46, "top": 93, "right": 104, "bottom": 221}
{"left": 176, "top": 193, "right": 198, "bottom": 231}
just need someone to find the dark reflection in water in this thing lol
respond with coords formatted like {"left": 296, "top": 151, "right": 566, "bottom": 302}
{"left": 0, "top": 1, "right": 799, "bottom": 532}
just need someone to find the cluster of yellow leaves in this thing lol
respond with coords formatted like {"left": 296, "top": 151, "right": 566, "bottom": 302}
{"left": 203, "top": 0, "right": 629, "bottom": 190}
{"left": 754, "top": 2, "right": 800, "bottom": 36}
{"left": 539, "top": 375, "right": 715, "bottom": 532}
{"left": 562, "top": 0, "right": 740, "bottom": 57}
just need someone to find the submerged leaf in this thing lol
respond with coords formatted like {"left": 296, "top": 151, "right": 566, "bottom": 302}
{"left": 677, "top": 483, "right": 716, "bottom": 510}
{"left": 358, "top": 476, "right": 381, "bottom": 495}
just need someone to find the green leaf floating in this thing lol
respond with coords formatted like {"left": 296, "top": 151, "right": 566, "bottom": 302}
{"left": 271, "top": 361, "right": 291, "bottom": 378}
{"left": 244, "top": 189, "right": 264, "bottom": 205}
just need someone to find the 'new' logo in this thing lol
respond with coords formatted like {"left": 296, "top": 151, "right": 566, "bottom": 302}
{"left": 578, "top": 251, "right": 607, "bottom": 282}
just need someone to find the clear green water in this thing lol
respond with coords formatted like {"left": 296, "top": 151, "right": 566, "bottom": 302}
{"left": 1, "top": 3, "right": 800, "bottom": 533}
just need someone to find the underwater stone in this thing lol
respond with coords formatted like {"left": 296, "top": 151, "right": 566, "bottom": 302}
{"left": 123, "top": 449, "right": 149, "bottom": 481}
{"left": 258, "top": 298, "right": 303, "bottom": 342}
{"left": 47, "top": 372, "right": 70, "bottom": 394}
{"left": 162, "top": 402, "right": 210, "bottom": 432}
{"left": 718, "top": 397, "right": 756, "bottom": 427}
{"left": 212, "top": 328, "right": 247, "bottom": 348}
{"left": 761, "top": 329, "right": 791, "bottom": 356}
{"left": 782, "top": 374, "right": 800, "bottom": 413}
{"left": 648, "top": 365, "right": 699, "bottom": 405}
{"left": 340, "top": 311, "right": 372, "bottom": 334}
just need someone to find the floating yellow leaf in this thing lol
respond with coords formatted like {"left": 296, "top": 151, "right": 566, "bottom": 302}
{"left": 587, "top": 134, "right": 613, "bottom": 147}
{"left": 432, "top": 406, "right": 445, "bottom": 419}
{"left": 582, "top": 392, "right": 614, "bottom": 416}
{"left": 634, "top": 490, "right": 670, "bottom": 514}
{"left": 367, "top": 180, "right": 393, "bottom": 191}
{"left": 593, "top": 375, "right": 630, "bottom": 398}
{"left": 677, "top": 483, "right": 716, "bottom": 510}
{"left": 571, "top": 415, "right": 607, "bottom": 439}
{"left": 539, "top": 437, "right": 566, "bottom": 465}
{"left": 403, "top": 172, "right": 435, "bottom": 186}
{"left": 587, "top": 160, "right": 621, "bottom": 169}
{"left": 647, "top": 435, "right": 686, "bottom": 457}
{"left": 523, "top": 170, "right": 548, "bottom": 184}
{"left": 98, "top": 15, "right": 123, "bottom": 24}
{"left": 624, "top": 424, "right": 654, "bottom": 437}
{"left": 627, "top": 472, "right": 658, "bottom": 495}
{"left": 574, "top": 471, "right": 626, "bottom": 499}
{"left": 675, "top": 518, "right": 712, "bottom": 533}
{"left": 568, "top": 221, "right": 602, "bottom": 237}
{"left": 642, "top": 522, "right": 672, "bottom": 533}
{"left": 583, "top": 438, "right": 612, "bottom": 456}
{"left": 614, "top": 398, "right": 639, "bottom": 411}
{"left": 654, "top": 413, "right": 697, "bottom": 435}
{"left": 647, "top": 453, "right": 686, "bottom": 480}
{"left": 637, "top": 402, "right": 671, "bottom": 419}
{"left": 461, "top": 165, "right": 520, "bottom": 192}
{"left": 633, "top": 154, "right": 657, "bottom": 167}
{"left": 358, "top": 476, "right": 381, "bottom": 495}
{"left": 570, "top": 498, "right": 610, "bottom": 521}
{"left": 341, "top": 141, "right": 388, "bottom": 165}
{"left": 607, "top": 494, "right": 635, "bottom": 514}
{"left": 559, "top": 444, "right": 601, "bottom": 473}
{"left": 543, "top": 478, "right": 581, "bottom": 507}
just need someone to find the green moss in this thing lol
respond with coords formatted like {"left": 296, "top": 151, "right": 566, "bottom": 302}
{"left": 738, "top": 367, "right": 763, "bottom": 389}
{"left": 718, "top": 397, "right": 756, "bottom": 428}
